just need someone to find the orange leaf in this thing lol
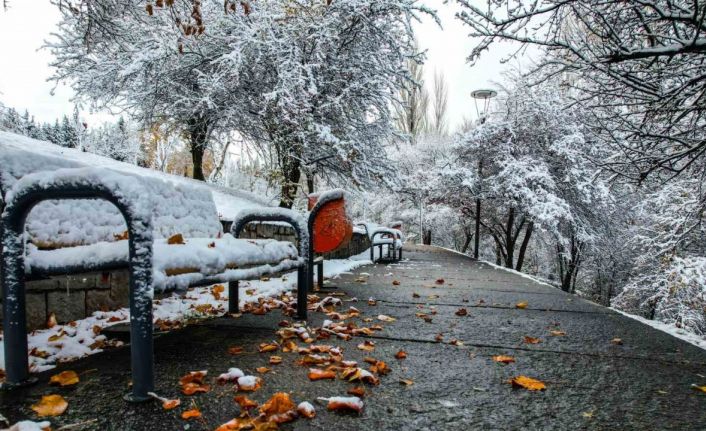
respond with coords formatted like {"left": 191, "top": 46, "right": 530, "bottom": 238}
{"left": 237, "top": 376, "right": 262, "bottom": 392}
{"left": 455, "top": 308, "right": 468, "bottom": 316}
{"left": 549, "top": 330, "right": 566, "bottom": 336}
{"left": 211, "top": 284, "right": 225, "bottom": 300}
{"left": 181, "top": 408, "right": 202, "bottom": 420}
{"left": 269, "top": 356, "right": 283, "bottom": 365}
{"left": 523, "top": 336, "right": 541, "bottom": 344}
{"left": 259, "top": 343, "right": 279, "bottom": 353}
{"left": 228, "top": 346, "right": 244, "bottom": 355}
{"left": 260, "top": 392, "right": 296, "bottom": 423}
{"left": 340, "top": 368, "right": 379, "bottom": 385}
{"left": 347, "top": 385, "right": 367, "bottom": 397}
{"left": 257, "top": 367, "right": 271, "bottom": 374}
{"left": 394, "top": 350, "right": 407, "bottom": 360}
{"left": 370, "top": 361, "right": 390, "bottom": 375}
{"left": 179, "top": 371, "right": 207, "bottom": 386}
{"left": 509, "top": 375, "right": 546, "bottom": 391}
{"left": 492, "top": 355, "right": 516, "bottom": 364}
{"left": 326, "top": 396, "right": 363, "bottom": 413}
{"left": 182, "top": 382, "right": 210, "bottom": 395}
{"left": 308, "top": 369, "right": 336, "bottom": 381}
{"left": 368, "top": 298, "right": 377, "bottom": 306}
{"left": 392, "top": 280, "right": 401, "bottom": 286}
{"left": 515, "top": 301, "right": 528, "bottom": 309}
{"left": 31, "top": 394, "right": 68, "bottom": 417}
{"left": 234, "top": 395, "right": 259, "bottom": 409}
{"left": 162, "top": 399, "right": 181, "bottom": 410}
{"left": 49, "top": 370, "right": 79, "bottom": 387}
{"left": 168, "top": 233, "right": 185, "bottom": 245}
{"left": 114, "top": 230, "right": 129, "bottom": 241}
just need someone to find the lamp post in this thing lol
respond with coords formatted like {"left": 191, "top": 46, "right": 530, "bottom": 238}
{"left": 470, "top": 89, "right": 497, "bottom": 260}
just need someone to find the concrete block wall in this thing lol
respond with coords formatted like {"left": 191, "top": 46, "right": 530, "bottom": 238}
{"left": 1, "top": 223, "right": 371, "bottom": 330}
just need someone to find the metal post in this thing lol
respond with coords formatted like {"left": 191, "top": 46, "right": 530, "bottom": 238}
{"left": 317, "top": 260, "right": 324, "bottom": 288}
{"left": 1, "top": 180, "right": 154, "bottom": 402}
{"left": 228, "top": 281, "right": 239, "bottom": 313}
{"left": 474, "top": 197, "right": 481, "bottom": 260}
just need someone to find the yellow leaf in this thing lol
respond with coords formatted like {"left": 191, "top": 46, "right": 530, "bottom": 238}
{"left": 509, "top": 375, "right": 546, "bottom": 391}
{"left": 31, "top": 394, "right": 68, "bottom": 417}
{"left": 515, "top": 302, "right": 528, "bottom": 309}
{"left": 49, "top": 370, "right": 79, "bottom": 387}
{"left": 549, "top": 330, "right": 566, "bottom": 336}
{"left": 257, "top": 367, "right": 271, "bottom": 374}
{"left": 692, "top": 384, "right": 706, "bottom": 393}
{"left": 399, "top": 379, "right": 414, "bottom": 386}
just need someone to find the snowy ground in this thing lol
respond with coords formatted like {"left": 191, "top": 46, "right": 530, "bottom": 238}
{"left": 0, "top": 252, "right": 372, "bottom": 375}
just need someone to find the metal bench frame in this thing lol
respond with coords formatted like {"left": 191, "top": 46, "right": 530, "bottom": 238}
{"left": 2, "top": 182, "right": 308, "bottom": 402}
{"left": 370, "top": 229, "right": 403, "bottom": 263}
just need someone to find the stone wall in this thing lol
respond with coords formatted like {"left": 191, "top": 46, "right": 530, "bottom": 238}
{"left": 1, "top": 222, "right": 370, "bottom": 330}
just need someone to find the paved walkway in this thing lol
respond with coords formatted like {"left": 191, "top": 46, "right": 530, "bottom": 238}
{"left": 3, "top": 245, "right": 706, "bottom": 430}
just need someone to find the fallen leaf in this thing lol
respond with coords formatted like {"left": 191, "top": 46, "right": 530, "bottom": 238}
{"left": 162, "top": 399, "right": 181, "bottom": 410}
{"left": 523, "top": 336, "right": 541, "bottom": 344}
{"left": 377, "top": 314, "right": 396, "bottom": 322}
{"left": 449, "top": 339, "right": 464, "bottom": 346}
{"left": 325, "top": 396, "right": 363, "bottom": 414}
{"left": 610, "top": 338, "right": 623, "bottom": 345}
{"left": 114, "top": 230, "right": 129, "bottom": 241}
{"left": 434, "top": 333, "right": 444, "bottom": 343}
{"left": 259, "top": 343, "right": 279, "bottom": 353}
{"left": 182, "top": 383, "right": 210, "bottom": 395}
{"left": 46, "top": 312, "right": 57, "bottom": 329}
{"left": 347, "top": 386, "right": 365, "bottom": 397}
{"left": 211, "top": 284, "right": 225, "bottom": 300}
{"left": 234, "top": 395, "right": 259, "bottom": 410}
{"left": 412, "top": 293, "right": 420, "bottom": 298}
{"left": 515, "top": 302, "right": 528, "bottom": 309}
{"left": 181, "top": 408, "right": 202, "bottom": 420}
{"left": 435, "top": 278, "right": 445, "bottom": 285}
{"left": 392, "top": 280, "right": 401, "bottom": 286}
{"left": 167, "top": 233, "right": 185, "bottom": 245}
{"left": 49, "top": 370, "right": 79, "bottom": 387}
{"left": 208, "top": 242, "right": 216, "bottom": 248}
{"left": 260, "top": 392, "right": 297, "bottom": 424}
{"left": 399, "top": 379, "right": 414, "bottom": 386}
{"left": 691, "top": 384, "right": 706, "bottom": 393}
{"left": 308, "top": 369, "right": 336, "bottom": 381}
{"left": 582, "top": 411, "right": 594, "bottom": 419}
{"left": 357, "top": 341, "right": 376, "bottom": 352}
{"left": 256, "top": 367, "right": 271, "bottom": 374}
{"left": 237, "top": 376, "right": 262, "bottom": 392}
{"left": 341, "top": 368, "right": 380, "bottom": 385}
{"left": 492, "top": 355, "right": 516, "bottom": 364}
{"left": 31, "top": 394, "right": 68, "bottom": 417}
{"left": 455, "top": 308, "right": 468, "bottom": 317}
{"left": 509, "top": 375, "right": 546, "bottom": 391}
{"left": 269, "top": 356, "right": 283, "bottom": 365}
{"left": 549, "top": 330, "right": 566, "bottom": 336}
{"left": 394, "top": 350, "right": 407, "bottom": 360}
{"left": 297, "top": 401, "right": 316, "bottom": 419}
{"left": 368, "top": 298, "right": 377, "bottom": 306}
{"left": 370, "top": 361, "right": 390, "bottom": 375}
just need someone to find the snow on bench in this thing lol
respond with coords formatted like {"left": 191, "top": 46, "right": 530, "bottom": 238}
{"left": 1, "top": 165, "right": 307, "bottom": 402}
{"left": 356, "top": 222, "right": 404, "bottom": 262}
{"left": 0, "top": 143, "right": 222, "bottom": 248}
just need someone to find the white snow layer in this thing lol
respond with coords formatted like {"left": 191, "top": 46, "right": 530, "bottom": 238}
{"left": 0, "top": 250, "right": 372, "bottom": 373}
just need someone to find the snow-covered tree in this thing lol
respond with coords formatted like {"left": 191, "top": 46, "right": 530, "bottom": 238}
{"left": 48, "top": 0, "right": 432, "bottom": 207}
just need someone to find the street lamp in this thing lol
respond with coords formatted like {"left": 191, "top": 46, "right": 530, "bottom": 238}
{"left": 470, "top": 88, "right": 496, "bottom": 259}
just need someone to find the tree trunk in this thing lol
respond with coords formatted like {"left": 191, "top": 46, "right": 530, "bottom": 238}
{"left": 461, "top": 231, "right": 473, "bottom": 254}
{"left": 279, "top": 154, "right": 301, "bottom": 208}
{"left": 515, "top": 222, "right": 533, "bottom": 272}
{"left": 423, "top": 229, "right": 432, "bottom": 245}
{"left": 504, "top": 207, "right": 516, "bottom": 268}
{"left": 188, "top": 117, "right": 209, "bottom": 181}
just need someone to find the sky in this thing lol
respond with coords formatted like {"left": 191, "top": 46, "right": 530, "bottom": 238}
{"left": 0, "top": 1, "right": 522, "bottom": 131}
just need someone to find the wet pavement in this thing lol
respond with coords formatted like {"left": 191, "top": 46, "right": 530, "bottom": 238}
{"left": 2, "top": 245, "right": 706, "bottom": 430}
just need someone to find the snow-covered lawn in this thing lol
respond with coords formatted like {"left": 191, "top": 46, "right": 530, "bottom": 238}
{"left": 0, "top": 252, "right": 371, "bottom": 375}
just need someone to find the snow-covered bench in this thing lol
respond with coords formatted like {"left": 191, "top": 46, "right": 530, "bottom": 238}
{"left": 358, "top": 223, "right": 404, "bottom": 262}
{"left": 1, "top": 167, "right": 308, "bottom": 402}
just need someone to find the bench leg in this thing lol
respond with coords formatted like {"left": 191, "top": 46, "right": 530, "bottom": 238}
{"left": 2, "top": 241, "right": 34, "bottom": 388}
{"left": 370, "top": 244, "right": 375, "bottom": 262}
{"left": 125, "top": 282, "right": 154, "bottom": 402}
{"left": 378, "top": 245, "right": 383, "bottom": 261}
{"left": 297, "top": 266, "right": 308, "bottom": 320}
{"left": 399, "top": 247, "right": 403, "bottom": 261}
{"left": 317, "top": 261, "right": 324, "bottom": 289}
{"left": 228, "top": 281, "right": 239, "bottom": 313}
